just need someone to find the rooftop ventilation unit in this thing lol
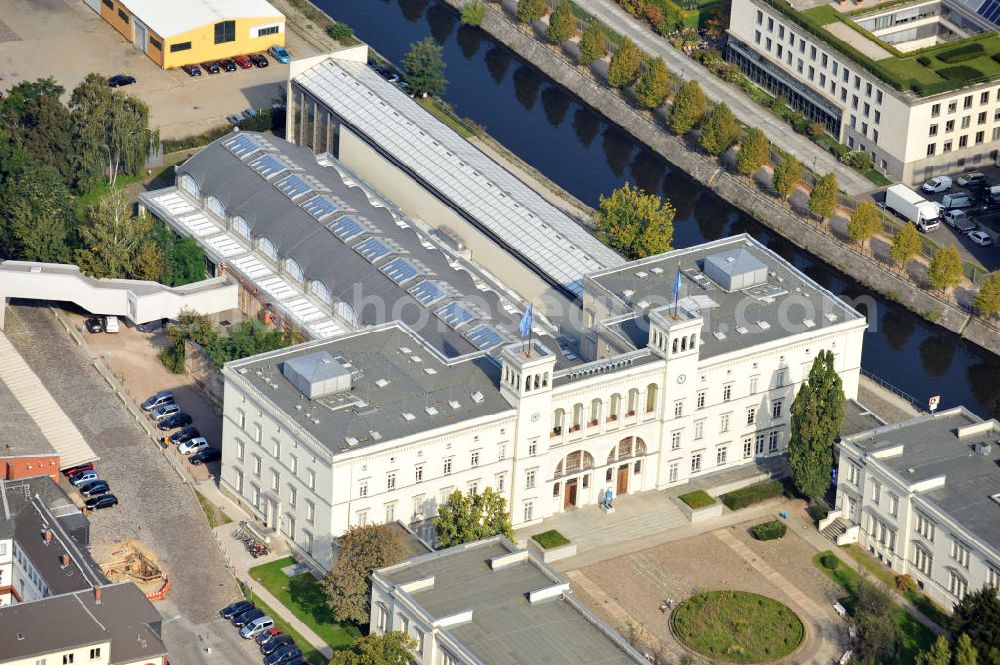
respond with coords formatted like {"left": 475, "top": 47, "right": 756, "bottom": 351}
{"left": 974, "top": 442, "right": 992, "bottom": 457}
{"left": 703, "top": 249, "right": 768, "bottom": 291}
{"left": 282, "top": 352, "right": 352, "bottom": 399}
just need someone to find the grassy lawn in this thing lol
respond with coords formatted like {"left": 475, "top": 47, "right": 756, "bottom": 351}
{"left": 532, "top": 529, "right": 571, "bottom": 549}
{"left": 842, "top": 545, "right": 949, "bottom": 627}
{"left": 247, "top": 594, "right": 327, "bottom": 665}
{"left": 678, "top": 489, "right": 715, "bottom": 509}
{"left": 673, "top": 590, "right": 804, "bottom": 662}
{"left": 813, "top": 551, "right": 936, "bottom": 665}
{"left": 195, "top": 491, "right": 232, "bottom": 528}
{"left": 250, "top": 557, "right": 361, "bottom": 650}
{"left": 415, "top": 97, "right": 476, "bottom": 138}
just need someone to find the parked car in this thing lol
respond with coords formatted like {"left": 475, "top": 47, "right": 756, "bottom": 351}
{"left": 181, "top": 64, "right": 202, "bottom": 77}
{"left": 256, "top": 628, "right": 283, "bottom": 646}
{"left": 268, "top": 45, "right": 291, "bottom": 64}
{"left": 220, "top": 600, "right": 254, "bottom": 620}
{"left": 85, "top": 494, "right": 119, "bottom": 510}
{"left": 188, "top": 448, "right": 222, "bottom": 465}
{"left": 157, "top": 413, "right": 193, "bottom": 431}
{"left": 150, "top": 403, "right": 182, "bottom": 422}
{"left": 168, "top": 426, "right": 200, "bottom": 445}
{"left": 249, "top": 54, "right": 269, "bottom": 68}
{"left": 178, "top": 437, "right": 209, "bottom": 455}
{"left": 264, "top": 646, "right": 302, "bottom": 665}
{"left": 142, "top": 391, "right": 174, "bottom": 411}
{"left": 956, "top": 171, "right": 987, "bottom": 188}
{"left": 944, "top": 210, "right": 977, "bottom": 232}
{"left": 942, "top": 193, "right": 974, "bottom": 209}
{"left": 921, "top": 176, "right": 952, "bottom": 194}
{"left": 232, "top": 607, "right": 264, "bottom": 627}
{"left": 69, "top": 470, "right": 99, "bottom": 487}
{"left": 233, "top": 55, "right": 254, "bottom": 69}
{"left": 968, "top": 230, "right": 993, "bottom": 247}
{"left": 201, "top": 61, "right": 221, "bottom": 75}
{"left": 104, "top": 316, "right": 120, "bottom": 333}
{"left": 79, "top": 480, "right": 111, "bottom": 498}
{"left": 107, "top": 74, "right": 136, "bottom": 88}
{"left": 219, "top": 58, "right": 237, "bottom": 72}
{"left": 261, "top": 636, "right": 295, "bottom": 656}
{"left": 62, "top": 463, "right": 94, "bottom": 477}
{"left": 240, "top": 615, "right": 275, "bottom": 639}
{"left": 135, "top": 320, "right": 161, "bottom": 333}
{"left": 84, "top": 318, "right": 104, "bottom": 334}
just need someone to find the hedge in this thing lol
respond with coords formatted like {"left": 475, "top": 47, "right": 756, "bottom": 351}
{"left": 807, "top": 504, "right": 830, "bottom": 523}
{"left": 938, "top": 65, "right": 983, "bottom": 81}
{"left": 936, "top": 42, "right": 985, "bottom": 64}
{"left": 751, "top": 519, "right": 787, "bottom": 540}
{"left": 722, "top": 480, "right": 784, "bottom": 510}
{"left": 532, "top": 530, "right": 571, "bottom": 549}
{"left": 679, "top": 489, "right": 716, "bottom": 509}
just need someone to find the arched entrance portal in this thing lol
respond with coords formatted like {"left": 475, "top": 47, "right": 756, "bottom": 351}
{"left": 554, "top": 451, "right": 594, "bottom": 509}
{"left": 606, "top": 436, "right": 647, "bottom": 496}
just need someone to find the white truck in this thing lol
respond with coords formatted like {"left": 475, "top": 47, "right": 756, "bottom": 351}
{"left": 885, "top": 184, "right": 941, "bottom": 232}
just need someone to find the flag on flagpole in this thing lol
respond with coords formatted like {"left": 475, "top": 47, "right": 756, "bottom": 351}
{"left": 519, "top": 304, "right": 533, "bottom": 339}
{"left": 672, "top": 269, "right": 682, "bottom": 315}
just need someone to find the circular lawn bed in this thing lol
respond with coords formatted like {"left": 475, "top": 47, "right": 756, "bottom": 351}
{"left": 672, "top": 590, "right": 804, "bottom": 662}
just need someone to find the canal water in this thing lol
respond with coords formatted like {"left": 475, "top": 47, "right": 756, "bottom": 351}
{"left": 318, "top": 0, "right": 999, "bottom": 419}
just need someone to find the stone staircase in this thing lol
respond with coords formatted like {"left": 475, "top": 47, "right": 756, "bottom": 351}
{"left": 820, "top": 517, "right": 849, "bottom": 543}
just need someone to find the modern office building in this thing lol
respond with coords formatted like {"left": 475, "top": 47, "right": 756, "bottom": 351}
{"left": 369, "top": 536, "right": 649, "bottom": 665}
{"left": 727, "top": 0, "right": 1000, "bottom": 184}
{"left": 828, "top": 407, "right": 1000, "bottom": 607}
{"left": 86, "top": 0, "right": 285, "bottom": 69}
{"left": 0, "top": 475, "right": 167, "bottom": 665}
{"left": 218, "top": 234, "right": 867, "bottom": 571}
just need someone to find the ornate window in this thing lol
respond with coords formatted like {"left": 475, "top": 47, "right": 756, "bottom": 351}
{"left": 258, "top": 237, "right": 278, "bottom": 261}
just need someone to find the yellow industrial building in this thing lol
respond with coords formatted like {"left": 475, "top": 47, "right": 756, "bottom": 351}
{"left": 85, "top": 0, "right": 286, "bottom": 69}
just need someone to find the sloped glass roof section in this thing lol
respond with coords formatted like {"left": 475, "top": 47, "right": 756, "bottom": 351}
{"left": 302, "top": 194, "right": 340, "bottom": 221}
{"left": 408, "top": 280, "right": 450, "bottom": 306}
{"left": 223, "top": 133, "right": 267, "bottom": 159}
{"left": 249, "top": 154, "right": 290, "bottom": 179}
{"left": 437, "top": 301, "right": 477, "bottom": 329}
{"left": 354, "top": 236, "right": 394, "bottom": 262}
{"left": 275, "top": 174, "right": 315, "bottom": 200}
{"left": 381, "top": 257, "right": 422, "bottom": 285}
{"left": 329, "top": 216, "right": 367, "bottom": 242}
{"left": 464, "top": 324, "right": 506, "bottom": 350}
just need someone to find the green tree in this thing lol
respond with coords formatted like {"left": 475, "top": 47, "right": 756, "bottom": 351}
{"left": 169, "top": 237, "right": 207, "bottom": 285}
{"left": 853, "top": 577, "right": 901, "bottom": 665}
{"left": 847, "top": 200, "right": 882, "bottom": 248}
{"left": 323, "top": 524, "right": 405, "bottom": 624}
{"left": 735, "top": 127, "right": 770, "bottom": 177}
{"left": 0, "top": 154, "right": 74, "bottom": 263}
{"left": 915, "top": 636, "right": 951, "bottom": 665}
{"left": 788, "top": 350, "right": 844, "bottom": 499}
{"left": 577, "top": 22, "right": 608, "bottom": 66}
{"left": 635, "top": 57, "right": 670, "bottom": 109}
{"left": 403, "top": 38, "right": 448, "bottom": 98}
{"left": 435, "top": 488, "right": 514, "bottom": 548}
{"left": 890, "top": 222, "right": 922, "bottom": 267}
{"left": 772, "top": 154, "right": 802, "bottom": 201}
{"left": 595, "top": 182, "right": 675, "bottom": 259}
{"left": 699, "top": 102, "right": 740, "bottom": 155}
{"left": 326, "top": 22, "right": 354, "bottom": 42}
{"left": 331, "top": 632, "right": 414, "bottom": 665}
{"left": 956, "top": 633, "right": 979, "bottom": 665}
{"left": 107, "top": 93, "right": 159, "bottom": 183}
{"left": 808, "top": 173, "right": 839, "bottom": 220}
{"left": 17, "top": 93, "right": 74, "bottom": 184}
{"left": 169, "top": 309, "right": 216, "bottom": 347}
{"left": 669, "top": 80, "right": 708, "bottom": 135}
{"left": 928, "top": 245, "right": 963, "bottom": 291}
{"left": 974, "top": 271, "right": 1000, "bottom": 317}
{"left": 517, "top": 0, "right": 548, "bottom": 24}
{"left": 607, "top": 36, "right": 642, "bottom": 88}
{"left": 204, "top": 319, "right": 293, "bottom": 367}
{"left": 460, "top": 1, "right": 486, "bottom": 26}
{"left": 69, "top": 73, "right": 115, "bottom": 192}
{"left": 949, "top": 586, "right": 1000, "bottom": 654}
{"left": 547, "top": 0, "right": 576, "bottom": 44}
{"left": 75, "top": 188, "right": 161, "bottom": 279}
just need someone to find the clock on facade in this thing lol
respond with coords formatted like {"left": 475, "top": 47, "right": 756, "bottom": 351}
{"left": 677, "top": 374, "right": 686, "bottom": 384}
{"left": 531, "top": 413, "right": 540, "bottom": 422}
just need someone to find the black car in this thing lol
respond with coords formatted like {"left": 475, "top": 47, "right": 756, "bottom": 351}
{"left": 219, "top": 58, "right": 237, "bottom": 72}
{"left": 108, "top": 74, "right": 136, "bottom": 87}
{"left": 142, "top": 390, "right": 175, "bottom": 411}
{"left": 201, "top": 61, "right": 221, "bottom": 75}
{"left": 261, "top": 635, "right": 295, "bottom": 655}
{"left": 220, "top": 600, "right": 254, "bottom": 620}
{"left": 85, "top": 494, "right": 118, "bottom": 510}
{"left": 256, "top": 629, "right": 283, "bottom": 646}
{"left": 85, "top": 318, "right": 104, "bottom": 334}
{"left": 168, "top": 426, "right": 200, "bottom": 445}
{"left": 189, "top": 448, "right": 222, "bottom": 465}
{"left": 249, "top": 54, "right": 269, "bottom": 68}
{"left": 157, "top": 413, "right": 193, "bottom": 431}
{"left": 263, "top": 646, "right": 302, "bottom": 665}
{"left": 181, "top": 64, "right": 202, "bottom": 77}
{"left": 136, "top": 320, "right": 161, "bottom": 333}
{"left": 79, "top": 480, "right": 111, "bottom": 498}
{"left": 232, "top": 607, "right": 264, "bottom": 627}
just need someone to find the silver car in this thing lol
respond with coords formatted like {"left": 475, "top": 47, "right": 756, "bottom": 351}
{"left": 150, "top": 403, "right": 182, "bottom": 421}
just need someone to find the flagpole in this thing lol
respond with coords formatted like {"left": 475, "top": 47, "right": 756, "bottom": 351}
{"left": 527, "top": 302, "right": 533, "bottom": 358}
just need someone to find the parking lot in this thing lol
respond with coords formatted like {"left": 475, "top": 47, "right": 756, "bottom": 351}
{"left": 0, "top": 0, "right": 322, "bottom": 139}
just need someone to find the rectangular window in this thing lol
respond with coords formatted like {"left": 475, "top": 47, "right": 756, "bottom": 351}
{"left": 749, "top": 376, "right": 758, "bottom": 394}
{"left": 810, "top": 44, "right": 816, "bottom": 59}
{"left": 776, "top": 370, "right": 786, "bottom": 388}
{"left": 525, "top": 468, "right": 536, "bottom": 489}
{"left": 496, "top": 473, "right": 506, "bottom": 492}
{"left": 254, "top": 423, "right": 262, "bottom": 443}
{"left": 767, "top": 17, "right": 774, "bottom": 30}
{"left": 387, "top": 472, "right": 396, "bottom": 490}
{"left": 498, "top": 444, "right": 506, "bottom": 460}
{"left": 959, "top": 135, "right": 968, "bottom": 148}
{"left": 756, "top": 433, "right": 765, "bottom": 454}
{"left": 443, "top": 458, "right": 452, "bottom": 475}
{"left": 961, "top": 116, "right": 971, "bottom": 129}
{"left": 170, "top": 41, "right": 192, "bottom": 53}
{"left": 949, "top": 570, "right": 968, "bottom": 600}
{"left": 359, "top": 479, "right": 368, "bottom": 498}
{"left": 271, "top": 470, "right": 279, "bottom": 492}
{"left": 987, "top": 566, "right": 999, "bottom": 591}
{"left": 929, "top": 124, "right": 938, "bottom": 137}
{"left": 756, "top": 9, "right": 763, "bottom": 24}
{"left": 755, "top": 30, "right": 761, "bottom": 44}
{"left": 63, "top": 656, "right": 74, "bottom": 665}
{"left": 743, "top": 437, "right": 753, "bottom": 458}
{"left": 214, "top": 20, "right": 236, "bottom": 44}
{"left": 102, "top": 0, "right": 113, "bottom": 7}
{"left": 237, "top": 440, "right": 245, "bottom": 461}
{"left": 949, "top": 100, "right": 958, "bottom": 113}
{"left": 697, "top": 391, "right": 706, "bottom": 409}
{"left": 980, "top": 91, "right": 989, "bottom": 104}
{"left": 964, "top": 95, "right": 973, "bottom": 109}
{"left": 768, "top": 431, "right": 780, "bottom": 452}
{"left": 722, "top": 384, "right": 732, "bottom": 401}
{"left": 470, "top": 451, "right": 480, "bottom": 467}
{"left": 975, "top": 131, "right": 984, "bottom": 144}
{"left": 950, "top": 539, "right": 971, "bottom": 568}
{"left": 306, "top": 500, "right": 315, "bottom": 524}
{"left": 523, "top": 501, "right": 533, "bottom": 522}
{"left": 528, "top": 442, "right": 537, "bottom": 456}
{"left": 117, "top": 8, "right": 129, "bottom": 22}
{"left": 943, "top": 140, "right": 952, "bottom": 153}
{"left": 257, "top": 25, "right": 280, "bottom": 37}
{"left": 927, "top": 143, "right": 936, "bottom": 157}
{"left": 888, "top": 494, "right": 898, "bottom": 516}
{"left": 778, "top": 25, "right": 784, "bottom": 38}
{"left": 149, "top": 36, "right": 162, "bottom": 50}
{"left": 914, "top": 545, "right": 932, "bottom": 576}
{"left": 746, "top": 407, "right": 756, "bottom": 425}
{"left": 694, "top": 420, "right": 704, "bottom": 440}
{"left": 717, "top": 447, "right": 728, "bottom": 465}
{"left": 691, "top": 453, "right": 702, "bottom": 473}
{"left": 821, "top": 53, "right": 827, "bottom": 67}
{"left": 288, "top": 485, "right": 297, "bottom": 508}
{"left": 307, "top": 469, "right": 316, "bottom": 490}
{"left": 671, "top": 430, "right": 682, "bottom": 450}
{"left": 720, "top": 413, "right": 730, "bottom": 433}
{"left": 772, "top": 400, "right": 783, "bottom": 418}
{"left": 89, "top": 649, "right": 100, "bottom": 660}
{"left": 669, "top": 462, "right": 679, "bottom": 483}
{"left": 931, "top": 103, "right": 940, "bottom": 117}
{"left": 916, "top": 513, "right": 936, "bottom": 541}
{"left": 978, "top": 111, "right": 987, "bottom": 125}
{"left": 872, "top": 481, "right": 881, "bottom": 504}
{"left": 847, "top": 462, "right": 860, "bottom": 485}
{"left": 674, "top": 401, "right": 683, "bottom": 418}
{"left": 766, "top": 37, "right": 772, "bottom": 50}
{"left": 384, "top": 502, "right": 395, "bottom": 523}
{"left": 252, "top": 455, "right": 261, "bottom": 476}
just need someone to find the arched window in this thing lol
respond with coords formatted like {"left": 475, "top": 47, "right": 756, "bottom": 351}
{"left": 310, "top": 280, "right": 332, "bottom": 304}
{"left": 179, "top": 173, "right": 200, "bottom": 198}
{"left": 627, "top": 389, "right": 639, "bottom": 415}
{"left": 555, "top": 451, "right": 594, "bottom": 477}
{"left": 551, "top": 409, "right": 564, "bottom": 435}
{"left": 609, "top": 394, "right": 621, "bottom": 420}
{"left": 375, "top": 602, "right": 389, "bottom": 631}
{"left": 608, "top": 436, "right": 647, "bottom": 463}
{"left": 589, "top": 398, "right": 602, "bottom": 426}
{"left": 258, "top": 237, "right": 278, "bottom": 261}
{"left": 285, "top": 258, "right": 304, "bottom": 283}
{"left": 645, "top": 383, "right": 658, "bottom": 413}
{"left": 233, "top": 216, "right": 251, "bottom": 239}
{"left": 571, "top": 404, "right": 583, "bottom": 431}
{"left": 206, "top": 195, "right": 225, "bottom": 219}
{"left": 335, "top": 301, "right": 358, "bottom": 326}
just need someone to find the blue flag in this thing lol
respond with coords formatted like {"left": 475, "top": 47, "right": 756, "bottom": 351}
{"left": 519, "top": 304, "right": 533, "bottom": 338}
{"left": 672, "top": 269, "right": 682, "bottom": 302}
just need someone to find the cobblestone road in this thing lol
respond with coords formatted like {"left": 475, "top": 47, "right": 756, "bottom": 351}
{"left": 5, "top": 303, "right": 239, "bottom": 624}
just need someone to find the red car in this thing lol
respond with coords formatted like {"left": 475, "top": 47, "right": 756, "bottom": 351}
{"left": 63, "top": 462, "right": 95, "bottom": 477}
{"left": 233, "top": 55, "right": 253, "bottom": 69}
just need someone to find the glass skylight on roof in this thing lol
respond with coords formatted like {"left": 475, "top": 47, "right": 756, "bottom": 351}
{"left": 353, "top": 236, "right": 394, "bottom": 263}
{"left": 408, "top": 280, "right": 450, "bottom": 306}
{"left": 464, "top": 324, "right": 506, "bottom": 350}
{"left": 302, "top": 195, "right": 340, "bottom": 221}
{"left": 436, "top": 302, "right": 477, "bottom": 329}
{"left": 275, "top": 174, "right": 314, "bottom": 200}
{"left": 249, "top": 154, "right": 289, "bottom": 179}
{"left": 380, "top": 257, "right": 422, "bottom": 285}
{"left": 223, "top": 133, "right": 265, "bottom": 159}
{"left": 329, "top": 216, "right": 366, "bottom": 242}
